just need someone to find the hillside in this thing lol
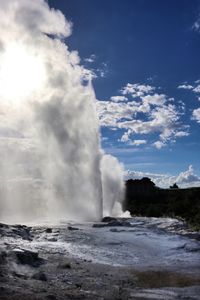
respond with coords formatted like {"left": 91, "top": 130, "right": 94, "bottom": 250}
{"left": 124, "top": 178, "right": 200, "bottom": 230}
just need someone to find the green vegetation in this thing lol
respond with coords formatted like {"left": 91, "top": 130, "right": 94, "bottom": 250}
{"left": 124, "top": 178, "right": 200, "bottom": 230}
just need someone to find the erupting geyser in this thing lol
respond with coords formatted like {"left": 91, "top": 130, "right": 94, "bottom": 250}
{"left": 0, "top": 0, "right": 125, "bottom": 223}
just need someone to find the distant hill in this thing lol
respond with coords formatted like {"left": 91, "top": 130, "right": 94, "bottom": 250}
{"left": 124, "top": 177, "right": 200, "bottom": 230}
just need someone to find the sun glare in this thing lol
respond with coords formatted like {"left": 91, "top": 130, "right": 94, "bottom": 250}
{"left": 0, "top": 44, "right": 46, "bottom": 104}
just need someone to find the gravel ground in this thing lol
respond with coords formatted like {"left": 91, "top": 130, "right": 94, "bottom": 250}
{"left": 0, "top": 218, "right": 200, "bottom": 300}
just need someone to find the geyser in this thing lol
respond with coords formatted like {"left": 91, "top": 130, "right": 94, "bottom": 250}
{"left": 0, "top": 0, "right": 124, "bottom": 223}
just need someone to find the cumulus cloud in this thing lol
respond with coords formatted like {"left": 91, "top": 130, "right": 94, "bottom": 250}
{"left": 176, "top": 165, "right": 200, "bottom": 185}
{"left": 178, "top": 81, "right": 200, "bottom": 125}
{"left": 84, "top": 54, "right": 96, "bottom": 63}
{"left": 83, "top": 61, "right": 108, "bottom": 79}
{"left": 178, "top": 81, "right": 200, "bottom": 94}
{"left": 141, "top": 93, "right": 166, "bottom": 106}
{"left": 121, "top": 83, "right": 155, "bottom": 97}
{"left": 97, "top": 83, "right": 188, "bottom": 148}
{"left": 192, "top": 108, "right": 200, "bottom": 123}
{"left": 174, "top": 131, "right": 189, "bottom": 137}
{"left": 110, "top": 96, "right": 128, "bottom": 102}
{"left": 153, "top": 141, "right": 166, "bottom": 149}
{"left": 193, "top": 85, "right": 200, "bottom": 93}
{"left": 130, "top": 140, "right": 147, "bottom": 146}
{"left": 120, "top": 130, "right": 132, "bottom": 142}
{"left": 125, "top": 165, "right": 200, "bottom": 188}
{"left": 178, "top": 84, "right": 194, "bottom": 90}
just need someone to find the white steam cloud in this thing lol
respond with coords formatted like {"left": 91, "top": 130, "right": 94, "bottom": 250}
{"left": 0, "top": 0, "right": 124, "bottom": 223}
{"left": 101, "top": 155, "right": 125, "bottom": 217}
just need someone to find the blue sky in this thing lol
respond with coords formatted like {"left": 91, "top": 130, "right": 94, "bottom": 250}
{"left": 49, "top": 0, "right": 200, "bottom": 186}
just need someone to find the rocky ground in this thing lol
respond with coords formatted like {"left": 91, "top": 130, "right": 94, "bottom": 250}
{"left": 0, "top": 218, "right": 200, "bottom": 300}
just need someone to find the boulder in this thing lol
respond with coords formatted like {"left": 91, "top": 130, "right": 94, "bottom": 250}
{"left": 68, "top": 226, "right": 79, "bottom": 231}
{"left": 0, "top": 223, "right": 9, "bottom": 228}
{"left": 93, "top": 220, "right": 132, "bottom": 228}
{"left": 12, "top": 225, "right": 32, "bottom": 241}
{"left": 102, "top": 216, "right": 117, "bottom": 223}
{"left": 14, "top": 249, "right": 44, "bottom": 267}
{"left": 0, "top": 251, "right": 7, "bottom": 265}
{"left": 92, "top": 223, "right": 107, "bottom": 228}
{"left": 46, "top": 295, "right": 57, "bottom": 300}
{"left": 58, "top": 263, "right": 71, "bottom": 269}
{"left": 32, "top": 272, "right": 47, "bottom": 281}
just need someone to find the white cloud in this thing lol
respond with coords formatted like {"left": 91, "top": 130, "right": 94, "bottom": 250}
{"left": 83, "top": 59, "right": 107, "bottom": 79}
{"left": 121, "top": 83, "right": 155, "bottom": 98}
{"left": 110, "top": 96, "right": 128, "bottom": 102}
{"left": 82, "top": 68, "right": 97, "bottom": 80}
{"left": 192, "top": 108, "right": 200, "bottom": 123}
{"left": 141, "top": 93, "right": 166, "bottom": 106}
{"left": 120, "top": 130, "right": 131, "bottom": 142}
{"left": 130, "top": 139, "right": 147, "bottom": 146}
{"left": 178, "top": 82, "right": 200, "bottom": 94}
{"left": 97, "top": 97, "right": 154, "bottom": 129}
{"left": 125, "top": 165, "right": 200, "bottom": 188}
{"left": 178, "top": 100, "right": 186, "bottom": 111}
{"left": 193, "top": 17, "right": 200, "bottom": 32}
{"left": 176, "top": 165, "right": 200, "bottom": 185}
{"left": 193, "top": 85, "right": 200, "bottom": 93}
{"left": 84, "top": 54, "right": 96, "bottom": 63}
{"left": 178, "top": 81, "right": 200, "bottom": 125}
{"left": 97, "top": 84, "right": 188, "bottom": 148}
{"left": 153, "top": 141, "right": 166, "bottom": 149}
{"left": 119, "top": 104, "right": 182, "bottom": 142}
{"left": 174, "top": 131, "right": 189, "bottom": 137}
{"left": 178, "top": 84, "right": 194, "bottom": 90}
{"left": 96, "top": 62, "right": 108, "bottom": 78}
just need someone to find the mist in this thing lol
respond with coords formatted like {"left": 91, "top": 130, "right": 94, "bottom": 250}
{"left": 0, "top": 0, "right": 125, "bottom": 223}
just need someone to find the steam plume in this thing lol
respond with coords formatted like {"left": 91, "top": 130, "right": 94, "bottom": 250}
{"left": 0, "top": 0, "right": 124, "bottom": 223}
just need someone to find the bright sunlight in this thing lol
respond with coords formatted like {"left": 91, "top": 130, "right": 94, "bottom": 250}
{"left": 0, "top": 43, "right": 46, "bottom": 105}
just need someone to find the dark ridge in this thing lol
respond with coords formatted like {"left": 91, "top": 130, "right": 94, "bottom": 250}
{"left": 124, "top": 178, "right": 200, "bottom": 230}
